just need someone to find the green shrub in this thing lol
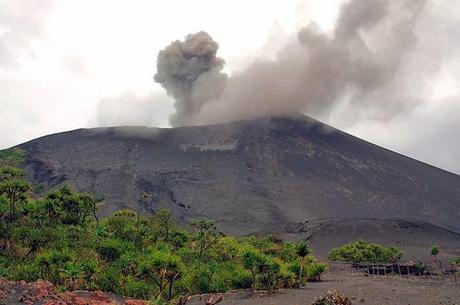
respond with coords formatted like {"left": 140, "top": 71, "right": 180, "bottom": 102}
{"left": 0, "top": 168, "right": 328, "bottom": 299}
{"left": 307, "top": 262, "right": 326, "bottom": 281}
{"left": 0, "top": 148, "right": 26, "bottom": 165}
{"left": 96, "top": 266, "right": 120, "bottom": 293}
{"left": 122, "top": 276, "right": 150, "bottom": 299}
{"left": 258, "top": 256, "right": 282, "bottom": 293}
{"left": 188, "top": 263, "right": 214, "bottom": 293}
{"left": 328, "top": 240, "right": 403, "bottom": 263}
{"left": 231, "top": 265, "right": 252, "bottom": 289}
{"left": 10, "top": 262, "right": 40, "bottom": 282}
{"left": 97, "top": 239, "right": 125, "bottom": 262}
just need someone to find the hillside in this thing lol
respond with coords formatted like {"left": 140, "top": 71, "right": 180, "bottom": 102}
{"left": 11, "top": 115, "right": 460, "bottom": 258}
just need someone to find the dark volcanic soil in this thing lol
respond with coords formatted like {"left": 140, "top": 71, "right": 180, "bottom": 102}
{"left": 11, "top": 115, "right": 460, "bottom": 259}
{"left": 284, "top": 218, "right": 460, "bottom": 261}
{"left": 187, "top": 273, "right": 460, "bottom": 305}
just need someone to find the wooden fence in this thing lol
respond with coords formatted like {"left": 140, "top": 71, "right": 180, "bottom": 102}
{"left": 327, "top": 260, "right": 459, "bottom": 286}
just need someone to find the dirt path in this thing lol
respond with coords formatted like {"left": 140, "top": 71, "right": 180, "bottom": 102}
{"left": 188, "top": 273, "right": 460, "bottom": 305}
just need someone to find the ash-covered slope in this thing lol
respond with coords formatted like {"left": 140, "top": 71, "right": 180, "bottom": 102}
{"left": 16, "top": 116, "right": 460, "bottom": 240}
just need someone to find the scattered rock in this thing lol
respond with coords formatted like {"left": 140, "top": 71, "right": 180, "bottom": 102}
{"left": 0, "top": 279, "right": 148, "bottom": 305}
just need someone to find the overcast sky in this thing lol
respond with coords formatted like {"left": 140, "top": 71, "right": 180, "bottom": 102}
{"left": 1, "top": 0, "right": 459, "bottom": 174}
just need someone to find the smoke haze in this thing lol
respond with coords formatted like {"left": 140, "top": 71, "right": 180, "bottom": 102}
{"left": 1, "top": 0, "right": 459, "bottom": 174}
{"left": 155, "top": 0, "right": 435, "bottom": 126}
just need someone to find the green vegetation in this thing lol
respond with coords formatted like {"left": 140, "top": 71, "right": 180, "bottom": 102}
{"left": 451, "top": 258, "right": 460, "bottom": 266}
{"left": 430, "top": 245, "right": 440, "bottom": 264}
{"left": 0, "top": 166, "right": 326, "bottom": 303}
{"left": 295, "top": 241, "right": 310, "bottom": 287}
{"left": 0, "top": 148, "right": 26, "bottom": 166}
{"left": 327, "top": 240, "right": 403, "bottom": 263}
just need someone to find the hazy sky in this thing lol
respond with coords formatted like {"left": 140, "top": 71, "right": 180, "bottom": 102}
{"left": 1, "top": 0, "right": 459, "bottom": 174}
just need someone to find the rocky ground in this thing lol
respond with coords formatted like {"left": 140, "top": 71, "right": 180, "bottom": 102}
{"left": 0, "top": 279, "right": 146, "bottom": 305}
{"left": 1, "top": 273, "right": 459, "bottom": 305}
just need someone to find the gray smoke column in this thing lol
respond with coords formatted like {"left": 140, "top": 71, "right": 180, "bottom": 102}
{"left": 155, "top": 0, "right": 439, "bottom": 127}
{"left": 154, "top": 31, "right": 227, "bottom": 126}
{"left": 192, "top": 0, "right": 427, "bottom": 125}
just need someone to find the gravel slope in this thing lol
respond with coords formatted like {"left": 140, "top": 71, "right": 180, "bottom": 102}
{"left": 13, "top": 115, "right": 460, "bottom": 258}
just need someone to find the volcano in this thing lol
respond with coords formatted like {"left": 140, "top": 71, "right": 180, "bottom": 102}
{"left": 11, "top": 115, "right": 460, "bottom": 259}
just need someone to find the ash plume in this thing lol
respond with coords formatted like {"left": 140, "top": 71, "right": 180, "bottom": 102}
{"left": 156, "top": 0, "right": 433, "bottom": 126}
{"left": 154, "top": 31, "right": 227, "bottom": 126}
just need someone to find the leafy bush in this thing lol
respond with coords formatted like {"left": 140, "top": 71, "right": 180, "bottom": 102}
{"left": 0, "top": 165, "right": 327, "bottom": 300}
{"left": 95, "top": 266, "right": 120, "bottom": 293}
{"left": 0, "top": 148, "right": 26, "bottom": 165}
{"left": 328, "top": 240, "right": 403, "bottom": 263}
{"left": 307, "top": 262, "right": 326, "bottom": 281}
{"left": 97, "top": 239, "right": 126, "bottom": 262}
{"left": 123, "top": 276, "right": 150, "bottom": 299}
{"left": 231, "top": 265, "right": 252, "bottom": 289}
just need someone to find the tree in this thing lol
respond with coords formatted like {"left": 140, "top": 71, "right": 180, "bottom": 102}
{"left": 0, "top": 195, "right": 11, "bottom": 252}
{"left": 242, "top": 248, "right": 265, "bottom": 294}
{"left": 35, "top": 248, "right": 74, "bottom": 284}
{"left": 156, "top": 208, "right": 173, "bottom": 241}
{"left": 62, "top": 262, "right": 85, "bottom": 290}
{"left": 189, "top": 219, "right": 220, "bottom": 258}
{"left": 430, "top": 245, "right": 440, "bottom": 264}
{"left": 295, "top": 241, "right": 310, "bottom": 287}
{"left": 139, "top": 251, "right": 183, "bottom": 301}
{"left": 306, "top": 262, "right": 326, "bottom": 282}
{"left": 170, "top": 231, "right": 189, "bottom": 251}
{"left": 13, "top": 226, "right": 50, "bottom": 256}
{"left": 39, "top": 197, "right": 62, "bottom": 224}
{"left": 258, "top": 256, "right": 282, "bottom": 294}
{"left": 0, "top": 167, "right": 29, "bottom": 221}
{"left": 45, "top": 185, "right": 96, "bottom": 225}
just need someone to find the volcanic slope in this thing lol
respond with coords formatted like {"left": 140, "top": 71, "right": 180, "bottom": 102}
{"left": 12, "top": 115, "right": 460, "bottom": 258}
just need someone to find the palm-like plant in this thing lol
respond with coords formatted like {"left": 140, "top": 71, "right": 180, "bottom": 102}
{"left": 41, "top": 198, "right": 62, "bottom": 224}
{"left": 430, "top": 245, "right": 440, "bottom": 264}
{"left": 242, "top": 248, "right": 265, "bottom": 294}
{"left": 0, "top": 167, "right": 29, "bottom": 221}
{"left": 62, "top": 262, "right": 84, "bottom": 290}
{"left": 295, "top": 241, "right": 310, "bottom": 287}
{"left": 139, "top": 251, "right": 183, "bottom": 301}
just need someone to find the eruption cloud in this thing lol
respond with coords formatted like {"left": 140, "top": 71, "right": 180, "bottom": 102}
{"left": 154, "top": 31, "right": 227, "bottom": 126}
{"left": 155, "top": 0, "right": 431, "bottom": 126}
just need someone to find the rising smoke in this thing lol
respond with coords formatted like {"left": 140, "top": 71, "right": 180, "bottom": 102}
{"left": 154, "top": 31, "right": 227, "bottom": 126}
{"left": 155, "top": 0, "right": 430, "bottom": 126}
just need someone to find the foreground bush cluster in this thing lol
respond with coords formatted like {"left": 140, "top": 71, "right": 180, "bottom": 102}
{"left": 0, "top": 166, "right": 326, "bottom": 302}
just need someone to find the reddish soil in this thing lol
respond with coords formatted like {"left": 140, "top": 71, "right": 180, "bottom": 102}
{"left": 0, "top": 279, "right": 147, "bottom": 305}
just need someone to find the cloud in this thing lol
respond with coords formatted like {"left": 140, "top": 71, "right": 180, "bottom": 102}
{"left": 95, "top": 92, "right": 173, "bottom": 127}
{"left": 187, "top": 0, "right": 429, "bottom": 125}
{"left": 346, "top": 97, "right": 460, "bottom": 174}
{"left": 148, "top": 0, "right": 460, "bottom": 174}
{"left": 0, "top": 0, "right": 52, "bottom": 68}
